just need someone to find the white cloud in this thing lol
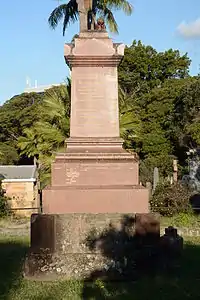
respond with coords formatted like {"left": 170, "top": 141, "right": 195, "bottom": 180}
{"left": 177, "top": 18, "right": 200, "bottom": 39}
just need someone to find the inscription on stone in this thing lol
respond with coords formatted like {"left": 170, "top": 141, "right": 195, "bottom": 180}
{"left": 72, "top": 68, "right": 119, "bottom": 136}
{"left": 65, "top": 167, "right": 80, "bottom": 184}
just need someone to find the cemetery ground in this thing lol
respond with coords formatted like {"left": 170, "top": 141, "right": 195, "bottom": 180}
{"left": 0, "top": 216, "right": 200, "bottom": 299}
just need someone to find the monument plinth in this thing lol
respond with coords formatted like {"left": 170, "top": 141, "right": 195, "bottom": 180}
{"left": 42, "top": 31, "right": 149, "bottom": 214}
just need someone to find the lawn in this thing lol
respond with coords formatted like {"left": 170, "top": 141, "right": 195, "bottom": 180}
{"left": 0, "top": 219, "right": 200, "bottom": 299}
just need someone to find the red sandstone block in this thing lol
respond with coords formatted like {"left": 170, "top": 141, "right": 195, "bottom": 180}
{"left": 52, "top": 161, "right": 139, "bottom": 186}
{"left": 42, "top": 186, "right": 149, "bottom": 214}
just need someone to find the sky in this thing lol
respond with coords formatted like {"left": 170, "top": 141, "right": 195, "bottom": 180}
{"left": 1, "top": 0, "right": 200, "bottom": 104}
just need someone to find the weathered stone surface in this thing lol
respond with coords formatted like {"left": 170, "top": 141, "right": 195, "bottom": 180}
{"left": 24, "top": 213, "right": 164, "bottom": 281}
{"left": 2, "top": 181, "right": 39, "bottom": 217}
{"left": 43, "top": 186, "right": 149, "bottom": 214}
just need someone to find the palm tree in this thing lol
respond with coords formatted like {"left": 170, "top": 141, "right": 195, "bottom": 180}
{"left": 18, "top": 85, "right": 70, "bottom": 158}
{"left": 119, "top": 87, "right": 142, "bottom": 151}
{"left": 48, "top": 0, "right": 132, "bottom": 35}
{"left": 17, "top": 127, "right": 40, "bottom": 165}
{"left": 18, "top": 84, "right": 70, "bottom": 187}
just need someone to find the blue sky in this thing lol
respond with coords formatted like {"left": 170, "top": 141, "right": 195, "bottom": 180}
{"left": 1, "top": 0, "right": 200, "bottom": 104}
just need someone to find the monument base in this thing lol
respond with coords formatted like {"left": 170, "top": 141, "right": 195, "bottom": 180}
{"left": 42, "top": 138, "right": 149, "bottom": 214}
{"left": 24, "top": 213, "right": 160, "bottom": 281}
{"left": 43, "top": 185, "right": 149, "bottom": 214}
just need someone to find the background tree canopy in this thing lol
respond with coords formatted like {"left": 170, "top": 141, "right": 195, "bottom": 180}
{"left": 0, "top": 40, "right": 199, "bottom": 187}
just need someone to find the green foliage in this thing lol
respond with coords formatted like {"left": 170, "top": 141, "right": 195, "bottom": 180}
{"left": 119, "top": 40, "right": 190, "bottom": 94}
{"left": 0, "top": 181, "right": 10, "bottom": 218}
{"left": 118, "top": 41, "right": 195, "bottom": 182}
{"left": 0, "top": 143, "right": 19, "bottom": 165}
{"left": 0, "top": 92, "right": 44, "bottom": 143}
{"left": 17, "top": 85, "right": 70, "bottom": 188}
{"left": 162, "top": 213, "right": 200, "bottom": 228}
{"left": 172, "top": 212, "right": 195, "bottom": 227}
{"left": 150, "top": 182, "right": 192, "bottom": 216}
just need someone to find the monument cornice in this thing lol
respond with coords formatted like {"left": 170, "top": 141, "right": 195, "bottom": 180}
{"left": 55, "top": 153, "right": 138, "bottom": 162}
{"left": 64, "top": 55, "right": 123, "bottom": 67}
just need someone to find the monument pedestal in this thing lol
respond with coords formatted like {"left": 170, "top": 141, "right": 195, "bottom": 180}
{"left": 43, "top": 137, "right": 148, "bottom": 213}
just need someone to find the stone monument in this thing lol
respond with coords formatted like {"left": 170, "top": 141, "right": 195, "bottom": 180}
{"left": 42, "top": 1, "right": 149, "bottom": 214}
{"left": 24, "top": 0, "right": 149, "bottom": 280}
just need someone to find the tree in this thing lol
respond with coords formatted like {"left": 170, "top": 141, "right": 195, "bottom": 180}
{"left": 172, "top": 78, "right": 200, "bottom": 148}
{"left": 0, "top": 143, "right": 19, "bottom": 165}
{"left": 118, "top": 40, "right": 191, "bottom": 95}
{"left": 48, "top": 0, "right": 132, "bottom": 35}
{"left": 117, "top": 41, "right": 193, "bottom": 182}
{"left": 119, "top": 87, "right": 142, "bottom": 150}
{"left": 0, "top": 92, "right": 44, "bottom": 144}
{"left": 17, "top": 84, "right": 70, "bottom": 187}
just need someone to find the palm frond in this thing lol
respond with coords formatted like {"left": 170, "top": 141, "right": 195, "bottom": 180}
{"left": 18, "top": 130, "right": 39, "bottom": 157}
{"left": 104, "top": 0, "right": 133, "bottom": 15}
{"left": 48, "top": 4, "right": 67, "bottom": 29}
{"left": 43, "top": 86, "right": 69, "bottom": 121}
{"left": 98, "top": 6, "right": 118, "bottom": 33}
{"left": 34, "top": 121, "right": 65, "bottom": 145}
{"left": 48, "top": 0, "right": 78, "bottom": 36}
{"left": 62, "top": 0, "right": 78, "bottom": 35}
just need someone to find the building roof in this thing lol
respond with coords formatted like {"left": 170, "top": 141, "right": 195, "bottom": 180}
{"left": 0, "top": 165, "right": 37, "bottom": 182}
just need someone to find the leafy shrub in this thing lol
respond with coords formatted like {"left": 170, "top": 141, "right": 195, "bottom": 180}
{"left": 150, "top": 181, "right": 192, "bottom": 216}
{"left": 0, "top": 181, "right": 10, "bottom": 217}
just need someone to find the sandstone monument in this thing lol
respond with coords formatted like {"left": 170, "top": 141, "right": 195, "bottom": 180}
{"left": 24, "top": 0, "right": 149, "bottom": 280}
{"left": 42, "top": 2, "right": 149, "bottom": 214}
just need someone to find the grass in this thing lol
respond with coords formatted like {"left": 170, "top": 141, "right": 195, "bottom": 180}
{"left": 1, "top": 218, "right": 200, "bottom": 299}
{"left": 161, "top": 213, "right": 200, "bottom": 228}
{"left": 0, "top": 216, "right": 29, "bottom": 228}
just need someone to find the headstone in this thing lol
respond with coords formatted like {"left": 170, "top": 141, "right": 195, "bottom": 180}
{"left": 160, "top": 226, "right": 183, "bottom": 258}
{"left": 173, "top": 159, "right": 178, "bottom": 182}
{"left": 153, "top": 167, "right": 159, "bottom": 194}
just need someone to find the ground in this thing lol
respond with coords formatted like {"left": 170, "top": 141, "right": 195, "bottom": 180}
{"left": 0, "top": 216, "right": 200, "bottom": 299}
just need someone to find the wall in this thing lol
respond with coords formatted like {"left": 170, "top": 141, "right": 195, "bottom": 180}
{"left": 2, "top": 181, "right": 39, "bottom": 217}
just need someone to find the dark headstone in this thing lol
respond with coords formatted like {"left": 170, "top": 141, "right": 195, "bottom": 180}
{"left": 160, "top": 226, "right": 183, "bottom": 258}
{"left": 30, "top": 214, "right": 55, "bottom": 254}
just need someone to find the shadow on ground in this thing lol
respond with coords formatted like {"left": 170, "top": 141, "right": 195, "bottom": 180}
{"left": 81, "top": 215, "right": 200, "bottom": 300}
{"left": 0, "top": 239, "right": 28, "bottom": 300}
{"left": 0, "top": 216, "right": 200, "bottom": 299}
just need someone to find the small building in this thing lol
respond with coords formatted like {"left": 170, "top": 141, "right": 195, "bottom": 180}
{"left": 0, "top": 165, "right": 40, "bottom": 217}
